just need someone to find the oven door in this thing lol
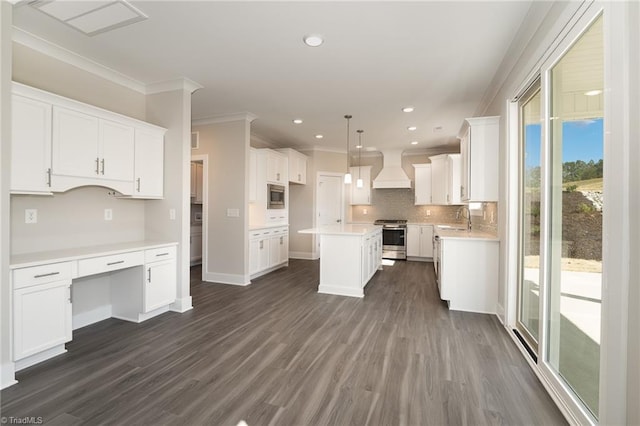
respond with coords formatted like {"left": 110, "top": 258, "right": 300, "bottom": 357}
{"left": 381, "top": 227, "right": 406, "bottom": 259}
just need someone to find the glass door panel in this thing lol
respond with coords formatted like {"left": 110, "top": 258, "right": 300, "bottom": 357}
{"left": 547, "top": 15, "right": 603, "bottom": 418}
{"left": 517, "top": 83, "right": 542, "bottom": 348}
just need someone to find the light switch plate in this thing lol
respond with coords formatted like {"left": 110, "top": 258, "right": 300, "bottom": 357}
{"left": 426, "top": 209, "right": 431, "bottom": 216}
{"left": 104, "top": 209, "right": 113, "bottom": 221}
{"left": 227, "top": 208, "right": 240, "bottom": 217}
{"left": 169, "top": 209, "right": 176, "bottom": 220}
{"left": 25, "top": 209, "right": 37, "bottom": 224}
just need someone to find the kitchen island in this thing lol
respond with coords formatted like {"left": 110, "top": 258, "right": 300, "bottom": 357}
{"left": 299, "top": 224, "right": 383, "bottom": 298}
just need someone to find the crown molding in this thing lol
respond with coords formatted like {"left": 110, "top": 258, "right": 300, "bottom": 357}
{"left": 192, "top": 112, "right": 258, "bottom": 127}
{"left": 298, "top": 146, "right": 346, "bottom": 155}
{"left": 145, "top": 78, "right": 203, "bottom": 95}
{"left": 12, "top": 27, "right": 147, "bottom": 94}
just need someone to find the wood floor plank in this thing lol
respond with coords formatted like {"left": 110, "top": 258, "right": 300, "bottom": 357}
{"left": 1, "top": 259, "right": 566, "bottom": 425}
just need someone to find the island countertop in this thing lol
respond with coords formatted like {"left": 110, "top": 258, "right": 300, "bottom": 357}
{"left": 299, "top": 224, "right": 382, "bottom": 236}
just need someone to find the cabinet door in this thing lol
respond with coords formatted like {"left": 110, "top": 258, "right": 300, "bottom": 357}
{"left": 190, "top": 233, "right": 203, "bottom": 262}
{"left": 11, "top": 95, "right": 53, "bottom": 194}
{"left": 258, "top": 238, "right": 270, "bottom": 271}
{"left": 99, "top": 119, "right": 135, "bottom": 182}
{"left": 407, "top": 225, "right": 421, "bottom": 257}
{"left": 278, "top": 234, "right": 289, "bottom": 264}
{"left": 249, "top": 239, "right": 261, "bottom": 275}
{"left": 144, "top": 259, "right": 176, "bottom": 313}
{"left": 413, "top": 164, "right": 432, "bottom": 205}
{"left": 266, "top": 152, "right": 286, "bottom": 184}
{"left": 293, "top": 155, "right": 307, "bottom": 184}
{"left": 269, "top": 236, "right": 281, "bottom": 267}
{"left": 190, "top": 162, "right": 197, "bottom": 198}
{"left": 460, "top": 128, "right": 470, "bottom": 201}
{"left": 13, "top": 280, "right": 72, "bottom": 360}
{"left": 134, "top": 128, "right": 164, "bottom": 198}
{"left": 420, "top": 225, "right": 434, "bottom": 258}
{"left": 52, "top": 106, "right": 99, "bottom": 178}
{"left": 430, "top": 157, "right": 446, "bottom": 205}
{"left": 447, "top": 154, "right": 462, "bottom": 205}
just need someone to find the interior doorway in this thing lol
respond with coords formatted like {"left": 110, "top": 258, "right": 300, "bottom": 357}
{"left": 190, "top": 155, "right": 208, "bottom": 278}
{"left": 315, "top": 172, "right": 345, "bottom": 256}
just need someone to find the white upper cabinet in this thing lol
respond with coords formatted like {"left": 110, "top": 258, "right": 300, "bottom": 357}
{"left": 11, "top": 95, "right": 53, "bottom": 194}
{"left": 413, "top": 163, "right": 432, "bottom": 205}
{"left": 350, "top": 165, "right": 372, "bottom": 205}
{"left": 133, "top": 128, "right": 164, "bottom": 198}
{"left": 461, "top": 116, "right": 500, "bottom": 202}
{"left": 11, "top": 83, "right": 166, "bottom": 198}
{"left": 266, "top": 150, "right": 288, "bottom": 184}
{"left": 277, "top": 148, "right": 307, "bottom": 184}
{"left": 430, "top": 154, "right": 462, "bottom": 205}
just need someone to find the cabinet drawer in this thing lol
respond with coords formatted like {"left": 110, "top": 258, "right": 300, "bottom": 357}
{"left": 145, "top": 246, "right": 176, "bottom": 263}
{"left": 13, "top": 262, "right": 73, "bottom": 289}
{"left": 78, "top": 251, "right": 144, "bottom": 277}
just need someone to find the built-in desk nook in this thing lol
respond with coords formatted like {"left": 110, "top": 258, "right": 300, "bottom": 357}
{"left": 10, "top": 241, "right": 178, "bottom": 371}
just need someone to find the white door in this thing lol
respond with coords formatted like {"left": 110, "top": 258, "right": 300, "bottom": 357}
{"left": 316, "top": 174, "right": 344, "bottom": 253}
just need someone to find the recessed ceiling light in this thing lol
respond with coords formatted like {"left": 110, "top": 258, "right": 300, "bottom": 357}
{"left": 402, "top": 106, "right": 415, "bottom": 113}
{"left": 585, "top": 89, "right": 602, "bottom": 96}
{"left": 356, "top": 145, "right": 363, "bottom": 149}
{"left": 303, "top": 34, "right": 324, "bottom": 47}
{"left": 411, "top": 141, "right": 419, "bottom": 145}
{"left": 292, "top": 119, "right": 303, "bottom": 124}
{"left": 407, "top": 126, "right": 417, "bottom": 131}
{"left": 315, "top": 134, "right": 323, "bottom": 139}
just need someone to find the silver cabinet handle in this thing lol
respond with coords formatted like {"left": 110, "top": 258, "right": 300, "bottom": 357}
{"left": 136, "top": 178, "right": 141, "bottom": 192}
{"left": 280, "top": 236, "right": 283, "bottom": 245}
{"left": 68, "top": 286, "right": 72, "bottom": 304}
{"left": 47, "top": 168, "right": 52, "bottom": 187}
{"left": 260, "top": 240, "right": 264, "bottom": 249}
{"left": 156, "top": 253, "right": 169, "bottom": 257}
{"left": 277, "top": 172, "right": 280, "bottom": 181}
{"left": 460, "top": 186, "right": 464, "bottom": 198}
{"left": 107, "top": 260, "right": 124, "bottom": 266}
{"left": 101, "top": 158, "right": 105, "bottom": 175}
{"left": 95, "top": 157, "right": 100, "bottom": 175}
{"left": 34, "top": 271, "right": 60, "bottom": 278}
{"left": 147, "top": 267, "right": 151, "bottom": 283}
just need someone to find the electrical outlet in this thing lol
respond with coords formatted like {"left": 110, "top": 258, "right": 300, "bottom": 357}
{"left": 483, "top": 210, "right": 487, "bottom": 220}
{"left": 169, "top": 209, "right": 176, "bottom": 220}
{"left": 363, "top": 209, "right": 368, "bottom": 215}
{"left": 25, "top": 209, "right": 37, "bottom": 224}
{"left": 104, "top": 209, "right": 113, "bottom": 221}
{"left": 426, "top": 209, "right": 431, "bottom": 216}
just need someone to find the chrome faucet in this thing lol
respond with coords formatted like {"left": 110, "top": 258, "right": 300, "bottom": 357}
{"left": 457, "top": 205, "right": 472, "bottom": 231}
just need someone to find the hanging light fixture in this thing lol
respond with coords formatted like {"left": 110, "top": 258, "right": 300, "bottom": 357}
{"left": 356, "top": 129, "right": 364, "bottom": 188}
{"left": 344, "top": 115, "right": 352, "bottom": 184}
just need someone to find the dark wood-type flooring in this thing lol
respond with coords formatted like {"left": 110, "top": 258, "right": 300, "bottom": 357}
{"left": 1, "top": 259, "right": 566, "bottom": 425}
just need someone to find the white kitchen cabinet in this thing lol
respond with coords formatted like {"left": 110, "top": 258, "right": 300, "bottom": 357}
{"left": 11, "top": 95, "right": 53, "bottom": 194}
{"left": 361, "top": 229, "right": 382, "bottom": 286}
{"left": 12, "top": 262, "right": 73, "bottom": 361}
{"left": 461, "top": 116, "right": 500, "bottom": 202}
{"left": 430, "top": 154, "right": 462, "bottom": 205}
{"left": 413, "top": 164, "right": 432, "bottom": 205}
{"left": 249, "top": 226, "right": 289, "bottom": 278}
{"left": 266, "top": 150, "right": 288, "bottom": 184}
{"left": 438, "top": 236, "right": 499, "bottom": 313}
{"left": 277, "top": 148, "right": 308, "bottom": 184}
{"left": 190, "top": 161, "right": 203, "bottom": 204}
{"left": 99, "top": 119, "right": 135, "bottom": 182}
{"left": 349, "top": 166, "right": 372, "bottom": 205}
{"left": 131, "top": 128, "right": 164, "bottom": 198}
{"left": 190, "top": 227, "right": 203, "bottom": 265}
{"left": 407, "top": 225, "right": 434, "bottom": 258}
{"left": 144, "top": 257, "right": 176, "bottom": 313}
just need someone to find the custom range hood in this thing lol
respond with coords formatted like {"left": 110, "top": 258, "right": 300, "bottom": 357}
{"left": 372, "top": 149, "right": 412, "bottom": 189}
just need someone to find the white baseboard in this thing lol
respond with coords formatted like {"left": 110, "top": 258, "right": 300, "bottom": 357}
{"left": 171, "top": 296, "right": 193, "bottom": 313}
{"left": 203, "top": 271, "right": 250, "bottom": 286}
{"left": 318, "top": 284, "right": 363, "bottom": 298}
{"left": 1, "top": 362, "right": 17, "bottom": 389}
{"left": 72, "top": 305, "right": 112, "bottom": 330}
{"left": 406, "top": 256, "right": 431, "bottom": 262}
{"left": 112, "top": 304, "right": 171, "bottom": 323}
{"left": 289, "top": 251, "right": 319, "bottom": 260}
{"left": 15, "top": 345, "right": 66, "bottom": 372}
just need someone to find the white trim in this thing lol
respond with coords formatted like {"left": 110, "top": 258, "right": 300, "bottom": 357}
{"left": 192, "top": 113, "right": 257, "bottom": 126}
{"left": 203, "top": 271, "right": 250, "bottom": 286}
{"left": 12, "top": 27, "right": 147, "bottom": 93}
{"left": 318, "top": 285, "right": 363, "bottom": 298}
{"left": 0, "top": 362, "right": 17, "bottom": 390}
{"left": 145, "top": 78, "right": 203, "bottom": 95}
{"left": 298, "top": 146, "right": 346, "bottom": 155}
{"left": 288, "top": 251, "right": 318, "bottom": 260}
{"left": 15, "top": 344, "right": 66, "bottom": 372}
{"left": 170, "top": 296, "right": 193, "bottom": 313}
{"left": 72, "top": 305, "right": 111, "bottom": 330}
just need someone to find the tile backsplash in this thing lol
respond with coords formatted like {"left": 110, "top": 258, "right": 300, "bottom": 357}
{"left": 350, "top": 188, "right": 498, "bottom": 233}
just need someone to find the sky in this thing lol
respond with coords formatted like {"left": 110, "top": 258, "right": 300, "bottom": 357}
{"left": 524, "top": 118, "right": 604, "bottom": 168}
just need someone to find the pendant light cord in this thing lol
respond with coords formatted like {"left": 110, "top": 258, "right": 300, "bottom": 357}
{"left": 344, "top": 115, "right": 352, "bottom": 173}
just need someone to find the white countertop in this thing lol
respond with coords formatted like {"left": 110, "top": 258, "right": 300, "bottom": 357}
{"left": 299, "top": 224, "right": 382, "bottom": 236}
{"left": 10, "top": 240, "right": 178, "bottom": 269}
{"left": 435, "top": 227, "right": 499, "bottom": 241}
{"left": 250, "top": 223, "right": 289, "bottom": 231}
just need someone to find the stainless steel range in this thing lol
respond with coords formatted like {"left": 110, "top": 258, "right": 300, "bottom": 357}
{"left": 374, "top": 219, "right": 407, "bottom": 260}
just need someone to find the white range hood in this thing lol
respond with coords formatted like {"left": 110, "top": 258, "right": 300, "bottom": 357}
{"left": 372, "top": 149, "right": 412, "bottom": 189}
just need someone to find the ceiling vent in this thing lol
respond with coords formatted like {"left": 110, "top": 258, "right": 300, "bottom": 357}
{"left": 372, "top": 149, "right": 412, "bottom": 189}
{"left": 29, "top": 0, "right": 148, "bottom": 36}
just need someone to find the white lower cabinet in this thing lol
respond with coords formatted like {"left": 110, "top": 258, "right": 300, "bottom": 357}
{"left": 249, "top": 226, "right": 289, "bottom": 278}
{"left": 144, "top": 258, "right": 177, "bottom": 313}
{"left": 361, "top": 229, "right": 382, "bottom": 286}
{"left": 190, "top": 228, "right": 203, "bottom": 265}
{"left": 407, "top": 225, "right": 434, "bottom": 259}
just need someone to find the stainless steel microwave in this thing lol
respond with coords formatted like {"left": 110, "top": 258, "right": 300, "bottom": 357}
{"left": 267, "top": 184, "right": 285, "bottom": 209}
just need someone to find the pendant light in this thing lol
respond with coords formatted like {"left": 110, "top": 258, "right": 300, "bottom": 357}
{"left": 344, "top": 115, "right": 352, "bottom": 184}
{"left": 356, "top": 130, "right": 364, "bottom": 188}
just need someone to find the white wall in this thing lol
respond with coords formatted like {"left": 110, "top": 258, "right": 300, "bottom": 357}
{"left": 192, "top": 119, "right": 251, "bottom": 285}
{"left": 1, "top": 1, "right": 15, "bottom": 389}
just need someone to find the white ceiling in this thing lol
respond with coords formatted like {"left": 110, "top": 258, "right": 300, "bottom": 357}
{"left": 12, "top": 1, "right": 534, "bottom": 153}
